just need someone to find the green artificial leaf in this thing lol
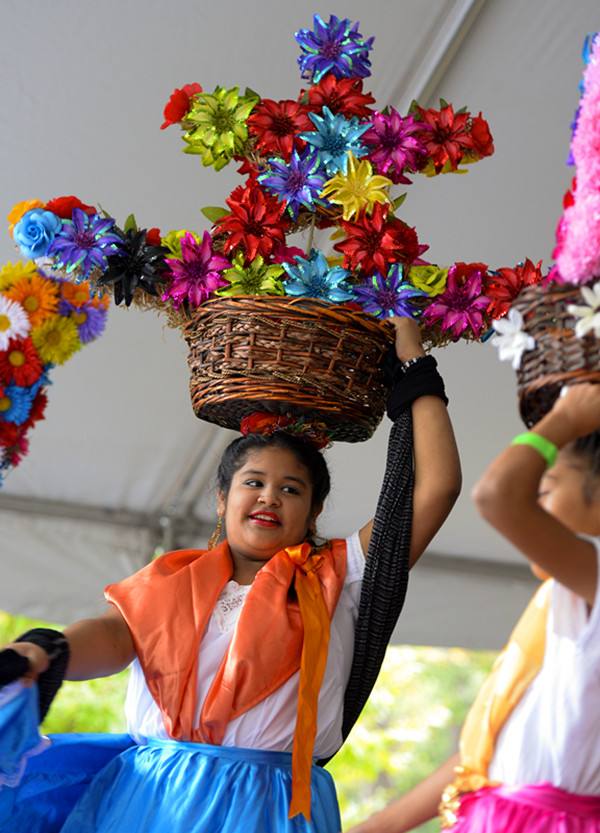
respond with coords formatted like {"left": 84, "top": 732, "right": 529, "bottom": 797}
{"left": 407, "top": 99, "right": 421, "bottom": 115}
{"left": 439, "top": 97, "right": 450, "bottom": 109}
{"left": 244, "top": 87, "right": 260, "bottom": 101}
{"left": 456, "top": 105, "right": 468, "bottom": 114}
{"left": 392, "top": 193, "right": 407, "bottom": 210}
{"left": 201, "top": 206, "right": 229, "bottom": 223}
{"left": 123, "top": 213, "right": 138, "bottom": 233}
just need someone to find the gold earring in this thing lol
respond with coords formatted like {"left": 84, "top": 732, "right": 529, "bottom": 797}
{"left": 208, "top": 515, "right": 224, "bottom": 549}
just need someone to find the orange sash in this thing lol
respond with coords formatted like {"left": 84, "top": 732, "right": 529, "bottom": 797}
{"left": 105, "top": 538, "right": 347, "bottom": 820}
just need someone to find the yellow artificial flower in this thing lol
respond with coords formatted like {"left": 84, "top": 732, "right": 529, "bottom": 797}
{"left": 31, "top": 316, "right": 81, "bottom": 365}
{"left": 408, "top": 265, "right": 449, "bottom": 297}
{"left": 7, "top": 199, "right": 44, "bottom": 235}
{"left": 161, "top": 229, "right": 201, "bottom": 258}
{"left": 0, "top": 260, "right": 38, "bottom": 292}
{"left": 6, "top": 274, "right": 59, "bottom": 328}
{"left": 320, "top": 153, "right": 392, "bottom": 221}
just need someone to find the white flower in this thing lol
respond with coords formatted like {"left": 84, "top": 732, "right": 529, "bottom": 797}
{"left": 567, "top": 281, "right": 600, "bottom": 338}
{"left": 490, "top": 308, "right": 535, "bottom": 370}
{"left": 0, "top": 296, "right": 30, "bottom": 350}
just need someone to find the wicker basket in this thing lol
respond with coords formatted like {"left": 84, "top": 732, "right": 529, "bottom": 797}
{"left": 183, "top": 296, "right": 395, "bottom": 442}
{"left": 514, "top": 283, "right": 600, "bottom": 427}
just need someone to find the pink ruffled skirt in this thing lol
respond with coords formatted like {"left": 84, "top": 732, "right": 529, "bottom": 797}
{"left": 453, "top": 783, "right": 600, "bottom": 833}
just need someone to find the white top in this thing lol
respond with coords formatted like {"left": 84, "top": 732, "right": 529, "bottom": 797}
{"left": 489, "top": 539, "right": 600, "bottom": 794}
{"left": 125, "top": 532, "right": 365, "bottom": 759}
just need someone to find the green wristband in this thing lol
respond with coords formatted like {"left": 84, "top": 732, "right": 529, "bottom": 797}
{"left": 511, "top": 432, "right": 558, "bottom": 468}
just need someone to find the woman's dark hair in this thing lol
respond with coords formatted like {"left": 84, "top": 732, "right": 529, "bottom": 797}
{"left": 216, "top": 431, "right": 331, "bottom": 511}
{"left": 570, "top": 431, "right": 600, "bottom": 502}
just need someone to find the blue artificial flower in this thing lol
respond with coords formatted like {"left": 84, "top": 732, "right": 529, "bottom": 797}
{"left": 259, "top": 149, "right": 327, "bottom": 219}
{"left": 13, "top": 209, "right": 62, "bottom": 259}
{"left": 282, "top": 249, "right": 354, "bottom": 303}
{"left": 295, "top": 14, "right": 374, "bottom": 83}
{"left": 27, "top": 366, "right": 52, "bottom": 399}
{"left": 48, "top": 208, "right": 123, "bottom": 279}
{"left": 300, "top": 106, "right": 369, "bottom": 175}
{"left": 352, "top": 263, "right": 426, "bottom": 319}
{"left": 1, "top": 384, "right": 34, "bottom": 426}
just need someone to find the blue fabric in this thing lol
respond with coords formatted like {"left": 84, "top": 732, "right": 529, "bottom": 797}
{"left": 0, "top": 689, "right": 341, "bottom": 832}
{"left": 0, "top": 683, "right": 45, "bottom": 788}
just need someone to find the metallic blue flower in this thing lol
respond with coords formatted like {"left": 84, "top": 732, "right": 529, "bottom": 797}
{"left": 1, "top": 384, "right": 34, "bottom": 426}
{"left": 259, "top": 149, "right": 327, "bottom": 219}
{"left": 299, "top": 106, "right": 369, "bottom": 175}
{"left": 352, "top": 263, "right": 426, "bottom": 319}
{"left": 283, "top": 249, "right": 354, "bottom": 303}
{"left": 295, "top": 14, "right": 374, "bottom": 83}
{"left": 14, "top": 209, "right": 62, "bottom": 259}
{"left": 48, "top": 208, "right": 124, "bottom": 279}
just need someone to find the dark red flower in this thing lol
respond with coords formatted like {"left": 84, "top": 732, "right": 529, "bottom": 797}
{"left": 485, "top": 259, "right": 544, "bottom": 319}
{"left": 0, "top": 338, "right": 43, "bottom": 387}
{"left": 334, "top": 203, "right": 421, "bottom": 275}
{"left": 236, "top": 158, "right": 261, "bottom": 182}
{"left": 215, "top": 184, "right": 290, "bottom": 262}
{"left": 22, "top": 391, "right": 48, "bottom": 432}
{"left": 0, "top": 420, "right": 23, "bottom": 449}
{"left": 160, "top": 83, "right": 202, "bottom": 130}
{"left": 470, "top": 113, "right": 494, "bottom": 158}
{"left": 247, "top": 99, "right": 313, "bottom": 160}
{"left": 145, "top": 227, "right": 162, "bottom": 247}
{"left": 45, "top": 195, "right": 95, "bottom": 219}
{"left": 417, "top": 104, "right": 474, "bottom": 172}
{"left": 304, "top": 74, "right": 375, "bottom": 118}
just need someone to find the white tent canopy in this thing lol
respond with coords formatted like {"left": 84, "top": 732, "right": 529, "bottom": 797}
{"left": 2, "top": 0, "right": 596, "bottom": 647}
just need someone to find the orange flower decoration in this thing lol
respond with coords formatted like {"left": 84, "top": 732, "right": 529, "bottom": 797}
{"left": 7, "top": 199, "right": 44, "bottom": 236}
{"left": 5, "top": 274, "right": 59, "bottom": 328}
{"left": 60, "top": 279, "right": 109, "bottom": 310}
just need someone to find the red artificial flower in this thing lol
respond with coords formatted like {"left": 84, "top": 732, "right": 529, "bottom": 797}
{"left": 160, "top": 83, "right": 202, "bottom": 130}
{"left": 334, "top": 203, "right": 421, "bottom": 275}
{"left": 563, "top": 177, "right": 577, "bottom": 209}
{"left": 145, "top": 227, "right": 162, "bottom": 247}
{"left": 0, "top": 337, "right": 43, "bottom": 387}
{"left": 417, "top": 104, "right": 474, "bottom": 172}
{"left": 7, "top": 434, "right": 29, "bottom": 466}
{"left": 485, "top": 259, "right": 544, "bottom": 319}
{"left": 22, "top": 391, "right": 48, "bottom": 432}
{"left": 236, "top": 158, "right": 261, "bottom": 182}
{"left": 469, "top": 113, "right": 494, "bottom": 158}
{"left": 247, "top": 99, "right": 313, "bottom": 160}
{"left": 45, "top": 195, "right": 95, "bottom": 219}
{"left": 0, "top": 419, "right": 23, "bottom": 449}
{"left": 304, "top": 74, "right": 376, "bottom": 118}
{"left": 215, "top": 184, "right": 290, "bottom": 262}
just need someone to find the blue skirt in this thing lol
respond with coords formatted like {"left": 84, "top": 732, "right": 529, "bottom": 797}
{"left": 0, "top": 684, "right": 341, "bottom": 832}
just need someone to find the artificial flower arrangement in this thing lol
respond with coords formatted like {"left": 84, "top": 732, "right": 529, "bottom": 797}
{"left": 490, "top": 33, "right": 600, "bottom": 426}
{"left": 0, "top": 200, "right": 109, "bottom": 483}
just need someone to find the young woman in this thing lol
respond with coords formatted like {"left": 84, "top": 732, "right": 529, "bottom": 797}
{"left": 0, "top": 317, "right": 460, "bottom": 832}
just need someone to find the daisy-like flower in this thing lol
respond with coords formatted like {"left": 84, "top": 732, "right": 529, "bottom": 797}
{"left": 417, "top": 104, "right": 474, "bottom": 173}
{"left": 259, "top": 149, "right": 327, "bottom": 219}
{"left": 305, "top": 74, "right": 375, "bottom": 119}
{"left": 247, "top": 99, "right": 313, "bottom": 161}
{"left": 0, "top": 383, "right": 34, "bottom": 426}
{"left": 295, "top": 14, "right": 374, "bottom": 82}
{"left": 486, "top": 259, "right": 544, "bottom": 320}
{"left": 31, "top": 316, "right": 81, "bottom": 365}
{"left": 48, "top": 208, "right": 123, "bottom": 278}
{"left": 162, "top": 231, "right": 230, "bottom": 308}
{"left": 0, "top": 337, "right": 43, "bottom": 387}
{"left": 334, "top": 202, "right": 421, "bottom": 274}
{"left": 352, "top": 263, "right": 425, "bottom": 319}
{"left": 567, "top": 281, "right": 600, "bottom": 338}
{"left": 183, "top": 86, "right": 258, "bottom": 171}
{"left": 0, "top": 260, "right": 37, "bottom": 292}
{"left": 299, "top": 106, "right": 369, "bottom": 175}
{"left": 5, "top": 272, "right": 59, "bottom": 328}
{"left": 218, "top": 252, "right": 285, "bottom": 297}
{"left": 59, "top": 300, "right": 108, "bottom": 344}
{"left": 408, "top": 265, "right": 449, "bottom": 297}
{"left": 97, "top": 228, "right": 168, "bottom": 307}
{"left": 282, "top": 249, "right": 354, "bottom": 302}
{"left": 215, "top": 184, "right": 290, "bottom": 261}
{"left": 320, "top": 153, "right": 392, "bottom": 221}
{"left": 362, "top": 109, "right": 430, "bottom": 184}
{"left": 490, "top": 308, "right": 535, "bottom": 369}
{"left": 59, "top": 278, "right": 109, "bottom": 310}
{"left": 0, "top": 297, "right": 30, "bottom": 350}
{"left": 422, "top": 263, "right": 490, "bottom": 339}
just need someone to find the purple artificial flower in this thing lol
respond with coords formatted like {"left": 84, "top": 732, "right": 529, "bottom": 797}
{"left": 59, "top": 299, "right": 107, "bottom": 344}
{"left": 162, "top": 231, "right": 230, "bottom": 308}
{"left": 259, "top": 149, "right": 327, "bottom": 219}
{"left": 352, "top": 263, "right": 425, "bottom": 319}
{"left": 362, "top": 109, "right": 430, "bottom": 184}
{"left": 48, "top": 208, "right": 123, "bottom": 278}
{"left": 295, "top": 14, "right": 374, "bottom": 83}
{"left": 422, "top": 265, "right": 490, "bottom": 338}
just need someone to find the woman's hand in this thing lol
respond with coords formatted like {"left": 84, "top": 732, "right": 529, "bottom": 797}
{"left": 1, "top": 641, "right": 49, "bottom": 685}
{"left": 389, "top": 316, "right": 425, "bottom": 363}
{"left": 542, "top": 383, "right": 600, "bottom": 443}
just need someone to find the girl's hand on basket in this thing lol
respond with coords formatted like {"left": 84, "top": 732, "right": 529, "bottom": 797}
{"left": 544, "top": 383, "right": 600, "bottom": 442}
{"left": 389, "top": 316, "right": 425, "bottom": 363}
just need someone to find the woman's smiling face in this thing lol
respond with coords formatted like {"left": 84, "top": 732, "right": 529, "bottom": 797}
{"left": 218, "top": 446, "right": 320, "bottom": 571}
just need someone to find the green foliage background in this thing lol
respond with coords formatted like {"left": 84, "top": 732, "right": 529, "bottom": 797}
{"left": 1, "top": 612, "right": 495, "bottom": 831}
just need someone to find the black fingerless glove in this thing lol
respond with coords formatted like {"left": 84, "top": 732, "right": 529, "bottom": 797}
{"left": 384, "top": 348, "right": 448, "bottom": 421}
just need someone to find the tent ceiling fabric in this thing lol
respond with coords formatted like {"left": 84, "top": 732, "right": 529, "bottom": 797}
{"left": 1, "top": 0, "right": 597, "bottom": 646}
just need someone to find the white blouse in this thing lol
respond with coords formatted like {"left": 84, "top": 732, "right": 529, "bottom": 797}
{"left": 489, "top": 539, "right": 600, "bottom": 794}
{"left": 125, "top": 532, "right": 365, "bottom": 759}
